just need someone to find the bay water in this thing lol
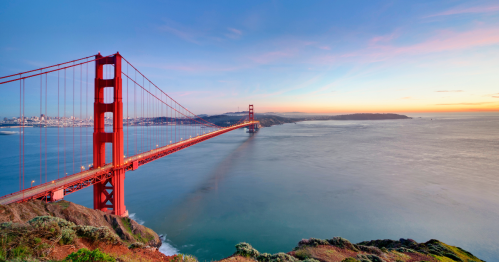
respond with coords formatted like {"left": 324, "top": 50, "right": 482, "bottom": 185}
{"left": 1, "top": 113, "right": 498, "bottom": 261}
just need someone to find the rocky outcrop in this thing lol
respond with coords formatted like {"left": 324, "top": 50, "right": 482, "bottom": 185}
{"left": 226, "top": 237, "right": 484, "bottom": 262}
{"left": 0, "top": 200, "right": 160, "bottom": 247}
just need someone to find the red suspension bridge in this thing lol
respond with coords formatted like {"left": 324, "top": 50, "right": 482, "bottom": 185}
{"left": 0, "top": 52, "right": 259, "bottom": 216}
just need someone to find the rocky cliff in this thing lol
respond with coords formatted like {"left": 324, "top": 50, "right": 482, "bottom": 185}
{"left": 222, "top": 237, "right": 484, "bottom": 262}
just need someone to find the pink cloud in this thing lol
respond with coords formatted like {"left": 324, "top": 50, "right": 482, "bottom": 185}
{"left": 436, "top": 102, "right": 494, "bottom": 106}
{"left": 171, "top": 91, "right": 211, "bottom": 97}
{"left": 159, "top": 25, "right": 200, "bottom": 44}
{"left": 427, "top": 4, "right": 499, "bottom": 17}
{"left": 319, "top": 46, "right": 331, "bottom": 50}
{"left": 138, "top": 62, "right": 246, "bottom": 73}
{"left": 249, "top": 50, "right": 295, "bottom": 64}
{"left": 369, "top": 31, "right": 400, "bottom": 45}
{"left": 333, "top": 27, "right": 499, "bottom": 63}
{"left": 227, "top": 28, "right": 242, "bottom": 35}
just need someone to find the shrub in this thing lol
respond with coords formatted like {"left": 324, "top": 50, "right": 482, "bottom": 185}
{"left": 72, "top": 225, "right": 120, "bottom": 244}
{"left": 0, "top": 222, "right": 12, "bottom": 229}
{"left": 294, "top": 249, "right": 311, "bottom": 260}
{"left": 128, "top": 242, "right": 145, "bottom": 249}
{"left": 63, "top": 248, "right": 115, "bottom": 262}
{"left": 234, "top": 242, "right": 260, "bottom": 258}
{"left": 10, "top": 246, "right": 31, "bottom": 260}
{"left": 257, "top": 253, "right": 272, "bottom": 262}
{"left": 172, "top": 254, "right": 198, "bottom": 262}
{"left": 302, "top": 259, "right": 320, "bottom": 262}
{"left": 327, "top": 237, "right": 358, "bottom": 251}
{"left": 60, "top": 228, "right": 77, "bottom": 245}
{"left": 266, "top": 253, "right": 298, "bottom": 262}
{"left": 341, "top": 258, "right": 359, "bottom": 262}
{"left": 28, "top": 216, "right": 75, "bottom": 229}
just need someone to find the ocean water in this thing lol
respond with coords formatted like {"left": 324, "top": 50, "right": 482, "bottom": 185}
{"left": 1, "top": 113, "right": 498, "bottom": 261}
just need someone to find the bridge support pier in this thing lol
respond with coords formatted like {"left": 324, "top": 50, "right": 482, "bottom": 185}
{"left": 93, "top": 52, "right": 127, "bottom": 217}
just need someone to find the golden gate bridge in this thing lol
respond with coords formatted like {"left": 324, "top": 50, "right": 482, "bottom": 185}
{"left": 0, "top": 52, "right": 259, "bottom": 216}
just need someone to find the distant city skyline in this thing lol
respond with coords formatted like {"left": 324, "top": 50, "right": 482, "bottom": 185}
{"left": 1, "top": 0, "right": 498, "bottom": 114}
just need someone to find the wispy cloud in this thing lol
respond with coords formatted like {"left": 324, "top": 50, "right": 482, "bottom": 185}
{"left": 369, "top": 30, "right": 400, "bottom": 45}
{"left": 436, "top": 90, "right": 463, "bottom": 92}
{"left": 427, "top": 4, "right": 499, "bottom": 17}
{"left": 321, "top": 27, "right": 499, "bottom": 64}
{"left": 138, "top": 61, "right": 246, "bottom": 73}
{"left": 249, "top": 50, "right": 295, "bottom": 64}
{"left": 158, "top": 24, "right": 200, "bottom": 44}
{"left": 436, "top": 102, "right": 494, "bottom": 106}
{"left": 170, "top": 91, "right": 211, "bottom": 97}
{"left": 400, "top": 97, "right": 412, "bottom": 100}
{"left": 226, "top": 28, "right": 243, "bottom": 39}
{"left": 227, "top": 28, "right": 242, "bottom": 35}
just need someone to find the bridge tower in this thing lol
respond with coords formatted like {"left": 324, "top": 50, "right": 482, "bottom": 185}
{"left": 248, "top": 104, "right": 255, "bottom": 133}
{"left": 93, "top": 52, "right": 127, "bottom": 217}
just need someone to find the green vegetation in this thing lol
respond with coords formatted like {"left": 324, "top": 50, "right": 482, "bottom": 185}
{"left": 172, "top": 253, "right": 198, "bottom": 262}
{"left": 120, "top": 217, "right": 154, "bottom": 244}
{"left": 294, "top": 249, "right": 312, "bottom": 260}
{"left": 234, "top": 242, "right": 260, "bottom": 258}
{"left": 72, "top": 225, "right": 120, "bottom": 244}
{"left": 63, "top": 248, "right": 115, "bottom": 262}
{"left": 0, "top": 216, "right": 121, "bottom": 261}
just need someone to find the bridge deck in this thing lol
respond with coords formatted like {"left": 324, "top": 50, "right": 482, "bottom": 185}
{"left": 0, "top": 121, "right": 258, "bottom": 205}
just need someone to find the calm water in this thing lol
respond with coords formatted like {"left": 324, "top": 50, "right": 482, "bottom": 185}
{"left": 1, "top": 113, "right": 498, "bottom": 261}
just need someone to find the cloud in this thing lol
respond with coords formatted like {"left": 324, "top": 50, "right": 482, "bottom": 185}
{"left": 436, "top": 102, "right": 494, "bottom": 106}
{"left": 249, "top": 50, "right": 295, "bottom": 64}
{"left": 319, "top": 46, "right": 331, "bottom": 50}
{"left": 170, "top": 91, "right": 210, "bottom": 97}
{"left": 225, "top": 28, "right": 243, "bottom": 39}
{"left": 137, "top": 61, "right": 246, "bottom": 73}
{"left": 327, "top": 27, "right": 499, "bottom": 64}
{"left": 427, "top": 4, "right": 499, "bottom": 17}
{"left": 227, "top": 28, "right": 242, "bottom": 35}
{"left": 436, "top": 90, "right": 463, "bottom": 92}
{"left": 369, "top": 30, "right": 400, "bottom": 45}
{"left": 400, "top": 97, "right": 412, "bottom": 99}
{"left": 158, "top": 24, "right": 200, "bottom": 44}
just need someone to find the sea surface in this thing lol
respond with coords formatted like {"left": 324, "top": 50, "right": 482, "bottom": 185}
{"left": 1, "top": 113, "right": 498, "bottom": 261}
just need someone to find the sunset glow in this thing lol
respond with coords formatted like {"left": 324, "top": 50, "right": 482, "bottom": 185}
{"left": 1, "top": 1, "right": 499, "bottom": 114}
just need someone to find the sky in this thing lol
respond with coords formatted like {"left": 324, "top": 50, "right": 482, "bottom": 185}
{"left": 1, "top": 0, "right": 499, "bottom": 115}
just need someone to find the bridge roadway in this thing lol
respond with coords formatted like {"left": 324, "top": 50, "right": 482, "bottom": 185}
{"left": 0, "top": 121, "right": 258, "bottom": 205}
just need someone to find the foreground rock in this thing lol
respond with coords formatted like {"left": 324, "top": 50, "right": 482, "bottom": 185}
{"left": 0, "top": 200, "right": 173, "bottom": 261}
{"left": 221, "top": 237, "right": 484, "bottom": 262}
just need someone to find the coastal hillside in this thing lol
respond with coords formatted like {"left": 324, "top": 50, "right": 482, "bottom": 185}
{"left": 203, "top": 113, "right": 411, "bottom": 128}
{"left": 223, "top": 238, "right": 484, "bottom": 262}
{"left": 0, "top": 200, "right": 484, "bottom": 262}
{"left": 0, "top": 200, "right": 176, "bottom": 261}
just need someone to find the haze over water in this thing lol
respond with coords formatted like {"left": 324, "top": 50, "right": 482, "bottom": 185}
{"left": 1, "top": 113, "right": 498, "bottom": 261}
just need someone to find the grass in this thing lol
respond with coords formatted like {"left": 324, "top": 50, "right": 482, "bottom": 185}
{"left": 121, "top": 217, "right": 154, "bottom": 245}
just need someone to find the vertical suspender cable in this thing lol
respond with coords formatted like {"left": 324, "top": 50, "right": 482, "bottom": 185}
{"left": 58, "top": 69, "right": 60, "bottom": 179}
{"left": 73, "top": 65, "right": 75, "bottom": 175}
{"left": 40, "top": 70, "right": 42, "bottom": 185}
{"left": 64, "top": 69, "right": 66, "bottom": 177}
{"left": 45, "top": 73, "right": 47, "bottom": 183}
{"left": 19, "top": 75, "right": 22, "bottom": 191}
